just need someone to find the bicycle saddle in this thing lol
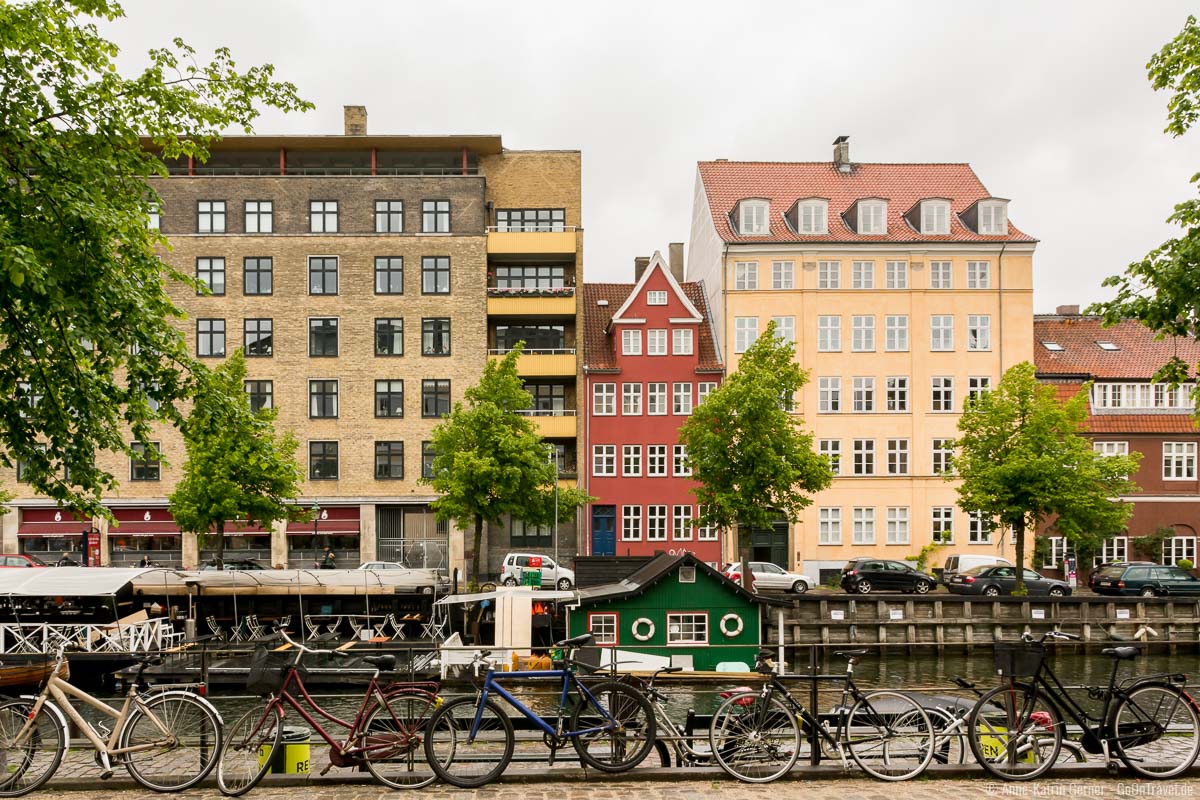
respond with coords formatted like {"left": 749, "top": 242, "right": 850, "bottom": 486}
{"left": 1101, "top": 646, "right": 1140, "bottom": 660}
{"left": 834, "top": 649, "right": 869, "bottom": 659}
{"left": 135, "top": 655, "right": 164, "bottom": 666}
{"left": 363, "top": 654, "right": 396, "bottom": 670}
{"left": 555, "top": 632, "right": 595, "bottom": 648}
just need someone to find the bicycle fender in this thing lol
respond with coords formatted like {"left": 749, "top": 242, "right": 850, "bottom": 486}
{"left": 20, "top": 694, "right": 69, "bottom": 755}
{"left": 143, "top": 688, "right": 225, "bottom": 726}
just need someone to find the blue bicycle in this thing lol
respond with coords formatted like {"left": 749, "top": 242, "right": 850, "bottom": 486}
{"left": 424, "top": 633, "right": 657, "bottom": 787}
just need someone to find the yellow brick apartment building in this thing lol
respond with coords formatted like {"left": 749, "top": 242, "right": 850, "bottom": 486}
{"left": 687, "top": 137, "right": 1035, "bottom": 582}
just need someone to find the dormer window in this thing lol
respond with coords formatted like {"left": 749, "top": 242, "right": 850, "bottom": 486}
{"left": 920, "top": 200, "right": 950, "bottom": 235}
{"left": 647, "top": 291, "right": 667, "bottom": 306}
{"left": 857, "top": 200, "right": 886, "bottom": 235}
{"left": 797, "top": 199, "right": 827, "bottom": 234}
{"left": 737, "top": 199, "right": 770, "bottom": 236}
{"left": 978, "top": 201, "right": 1008, "bottom": 235}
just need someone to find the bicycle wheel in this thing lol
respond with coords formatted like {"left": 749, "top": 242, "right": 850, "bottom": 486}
{"left": 569, "top": 681, "right": 657, "bottom": 772}
{"left": 1111, "top": 683, "right": 1200, "bottom": 779}
{"left": 0, "top": 699, "right": 64, "bottom": 797}
{"left": 216, "top": 701, "right": 282, "bottom": 797}
{"left": 709, "top": 690, "right": 801, "bottom": 783}
{"left": 119, "top": 691, "right": 222, "bottom": 792}
{"left": 926, "top": 707, "right": 968, "bottom": 765}
{"left": 361, "top": 691, "right": 439, "bottom": 789}
{"left": 967, "top": 683, "right": 1062, "bottom": 781}
{"left": 424, "top": 697, "right": 513, "bottom": 788}
{"left": 845, "top": 690, "right": 935, "bottom": 781}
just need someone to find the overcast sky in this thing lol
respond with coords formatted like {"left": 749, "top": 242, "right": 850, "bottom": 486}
{"left": 107, "top": 1, "right": 1196, "bottom": 312}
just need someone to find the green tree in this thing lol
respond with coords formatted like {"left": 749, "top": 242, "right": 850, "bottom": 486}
{"left": 679, "top": 321, "right": 832, "bottom": 588}
{"left": 952, "top": 363, "right": 1141, "bottom": 594}
{"left": 1093, "top": 16, "right": 1200, "bottom": 393}
{"left": 0, "top": 0, "right": 310, "bottom": 517}
{"left": 423, "top": 345, "right": 593, "bottom": 586}
{"left": 168, "top": 351, "right": 303, "bottom": 567}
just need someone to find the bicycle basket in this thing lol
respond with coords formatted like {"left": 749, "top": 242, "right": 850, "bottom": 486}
{"left": 993, "top": 642, "right": 1045, "bottom": 678}
{"left": 246, "top": 646, "right": 297, "bottom": 695}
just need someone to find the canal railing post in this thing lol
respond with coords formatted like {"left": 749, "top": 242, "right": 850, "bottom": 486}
{"left": 808, "top": 644, "right": 819, "bottom": 766}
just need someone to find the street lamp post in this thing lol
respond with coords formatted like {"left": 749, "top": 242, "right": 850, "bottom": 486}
{"left": 311, "top": 501, "right": 322, "bottom": 563}
{"left": 548, "top": 445, "right": 559, "bottom": 570}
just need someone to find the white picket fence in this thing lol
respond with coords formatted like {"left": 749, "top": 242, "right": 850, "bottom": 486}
{"left": 0, "top": 618, "right": 184, "bottom": 655}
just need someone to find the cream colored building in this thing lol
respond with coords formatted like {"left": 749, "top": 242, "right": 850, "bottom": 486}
{"left": 687, "top": 137, "right": 1035, "bottom": 582}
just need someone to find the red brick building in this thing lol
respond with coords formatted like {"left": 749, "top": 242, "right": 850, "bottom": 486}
{"left": 582, "top": 248, "right": 724, "bottom": 563}
{"left": 1035, "top": 307, "right": 1200, "bottom": 570}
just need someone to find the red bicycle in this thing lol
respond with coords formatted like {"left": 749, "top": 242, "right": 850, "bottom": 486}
{"left": 215, "top": 630, "right": 440, "bottom": 795}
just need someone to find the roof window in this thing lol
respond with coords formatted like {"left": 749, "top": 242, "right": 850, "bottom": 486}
{"left": 978, "top": 201, "right": 1008, "bottom": 235}
{"left": 1097, "top": 341, "right": 1120, "bottom": 351}
{"left": 1041, "top": 341, "right": 1064, "bottom": 352}
{"left": 857, "top": 200, "right": 887, "bottom": 235}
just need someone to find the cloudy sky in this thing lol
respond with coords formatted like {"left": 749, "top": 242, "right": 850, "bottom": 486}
{"left": 106, "top": 1, "right": 1196, "bottom": 311}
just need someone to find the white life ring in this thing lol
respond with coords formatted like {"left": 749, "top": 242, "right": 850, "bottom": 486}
{"left": 632, "top": 618, "right": 655, "bottom": 641}
{"left": 720, "top": 613, "right": 743, "bottom": 638}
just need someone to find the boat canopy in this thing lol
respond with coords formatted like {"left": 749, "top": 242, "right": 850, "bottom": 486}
{"left": 435, "top": 588, "right": 576, "bottom": 605}
{"left": 133, "top": 568, "right": 448, "bottom": 596}
{"left": 0, "top": 567, "right": 156, "bottom": 597}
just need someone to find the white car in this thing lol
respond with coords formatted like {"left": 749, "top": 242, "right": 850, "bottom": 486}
{"left": 500, "top": 553, "right": 575, "bottom": 590}
{"left": 724, "top": 561, "right": 814, "bottom": 593}
{"left": 357, "top": 561, "right": 407, "bottom": 570}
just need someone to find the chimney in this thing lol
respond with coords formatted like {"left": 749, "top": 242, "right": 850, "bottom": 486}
{"left": 1056, "top": 304, "right": 1080, "bottom": 316}
{"left": 668, "top": 243, "right": 685, "bottom": 283}
{"left": 833, "top": 135, "right": 851, "bottom": 172}
{"left": 634, "top": 256, "right": 651, "bottom": 281}
{"left": 343, "top": 105, "right": 367, "bottom": 136}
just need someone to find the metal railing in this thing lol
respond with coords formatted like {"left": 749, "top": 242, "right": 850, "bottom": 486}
{"left": 0, "top": 618, "right": 184, "bottom": 655}
{"left": 513, "top": 409, "right": 577, "bottom": 417}
{"left": 166, "top": 166, "right": 481, "bottom": 177}
{"left": 488, "top": 347, "right": 576, "bottom": 356}
{"left": 487, "top": 225, "right": 577, "bottom": 233}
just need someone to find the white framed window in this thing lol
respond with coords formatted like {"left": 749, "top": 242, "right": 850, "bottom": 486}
{"left": 673, "top": 444, "right": 691, "bottom": 476}
{"left": 978, "top": 201, "right": 1008, "bottom": 235}
{"left": 929, "top": 261, "right": 952, "bottom": 289}
{"left": 697, "top": 509, "right": 719, "bottom": 541}
{"left": 968, "top": 376, "right": 991, "bottom": 405}
{"left": 887, "top": 438, "right": 909, "bottom": 475}
{"left": 853, "top": 439, "right": 875, "bottom": 475}
{"left": 592, "top": 445, "right": 616, "bottom": 476}
{"left": 673, "top": 505, "right": 693, "bottom": 541}
{"left": 772, "top": 261, "right": 795, "bottom": 289}
{"left": 738, "top": 200, "right": 770, "bottom": 235}
{"left": 930, "top": 315, "right": 954, "bottom": 351}
{"left": 886, "top": 260, "right": 908, "bottom": 289}
{"left": 932, "top": 507, "right": 954, "bottom": 544}
{"left": 1094, "top": 441, "right": 1129, "bottom": 457}
{"left": 147, "top": 202, "right": 161, "bottom": 231}
{"left": 1163, "top": 536, "right": 1198, "bottom": 565}
{"left": 622, "top": 329, "right": 642, "bottom": 356}
{"left": 673, "top": 382, "right": 693, "bottom": 415}
{"left": 968, "top": 512, "right": 993, "bottom": 544}
{"left": 622, "top": 383, "right": 642, "bottom": 415}
{"left": 1100, "top": 536, "right": 1128, "bottom": 564}
{"left": 932, "top": 376, "right": 954, "bottom": 412}
{"left": 734, "top": 262, "right": 758, "bottom": 290}
{"left": 886, "top": 376, "right": 909, "bottom": 412}
{"left": 921, "top": 200, "right": 950, "bottom": 235}
{"left": 1163, "top": 442, "right": 1197, "bottom": 480}
{"left": 622, "top": 445, "right": 642, "bottom": 477}
{"left": 798, "top": 200, "right": 828, "bottom": 234}
{"left": 1044, "top": 536, "right": 1074, "bottom": 568}
{"left": 673, "top": 329, "right": 693, "bottom": 355}
{"left": 647, "top": 505, "right": 668, "bottom": 540}
{"left": 818, "top": 316, "right": 841, "bottom": 351}
{"left": 647, "top": 290, "right": 668, "bottom": 306}
{"left": 857, "top": 200, "right": 886, "bottom": 234}
{"left": 647, "top": 383, "right": 667, "bottom": 415}
{"left": 819, "top": 507, "right": 842, "bottom": 545}
{"left": 647, "top": 445, "right": 667, "bottom": 476}
{"left": 819, "top": 439, "right": 841, "bottom": 475}
{"left": 967, "top": 261, "right": 991, "bottom": 289}
{"left": 621, "top": 506, "right": 642, "bottom": 541}
{"left": 853, "top": 507, "right": 876, "bottom": 544}
{"left": 698, "top": 382, "right": 718, "bottom": 405}
{"left": 852, "top": 377, "right": 875, "bottom": 412}
{"left": 1093, "top": 382, "right": 1195, "bottom": 410}
{"left": 734, "top": 317, "right": 759, "bottom": 353}
{"left": 593, "top": 383, "right": 615, "bottom": 415}
{"left": 818, "top": 377, "right": 841, "bottom": 412}
{"left": 771, "top": 316, "right": 795, "bottom": 345}
{"left": 818, "top": 260, "right": 841, "bottom": 289}
{"left": 885, "top": 315, "right": 909, "bottom": 351}
{"left": 852, "top": 315, "right": 875, "bottom": 351}
{"left": 887, "top": 506, "right": 910, "bottom": 544}
{"left": 932, "top": 439, "right": 954, "bottom": 475}
{"left": 667, "top": 612, "right": 708, "bottom": 644}
{"left": 852, "top": 260, "right": 875, "bottom": 289}
{"left": 968, "top": 315, "right": 991, "bottom": 351}
{"left": 588, "top": 612, "right": 618, "bottom": 645}
{"left": 647, "top": 329, "right": 667, "bottom": 355}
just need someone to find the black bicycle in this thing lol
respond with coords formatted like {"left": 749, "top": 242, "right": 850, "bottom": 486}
{"left": 967, "top": 630, "right": 1200, "bottom": 780}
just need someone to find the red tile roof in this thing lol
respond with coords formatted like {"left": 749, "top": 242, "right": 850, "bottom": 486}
{"left": 1034, "top": 316, "right": 1200, "bottom": 380}
{"left": 697, "top": 161, "right": 1036, "bottom": 244}
{"left": 583, "top": 282, "right": 723, "bottom": 373}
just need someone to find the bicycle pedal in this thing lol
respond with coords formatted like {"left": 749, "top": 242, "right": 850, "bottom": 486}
{"left": 320, "top": 764, "right": 334, "bottom": 776}
{"left": 99, "top": 768, "right": 114, "bottom": 780}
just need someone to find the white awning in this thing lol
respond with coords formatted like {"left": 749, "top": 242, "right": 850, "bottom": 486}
{"left": 0, "top": 567, "right": 159, "bottom": 596}
{"left": 435, "top": 588, "right": 576, "bottom": 606}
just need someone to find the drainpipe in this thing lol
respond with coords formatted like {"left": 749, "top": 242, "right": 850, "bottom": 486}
{"left": 720, "top": 241, "right": 731, "bottom": 566}
{"left": 583, "top": 365, "right": 591, "bottom": 557}
{"left": 997, "top": 242, "right": 1007, "bottom": 371}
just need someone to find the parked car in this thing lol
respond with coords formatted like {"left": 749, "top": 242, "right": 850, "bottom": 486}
{"left": 840, "top": 558, "right": 937, "bottom": 594}
{"left": 942, "top": 553, "right": 1012, "bottom": 581}
{"left": 1092, "top": 563, "right": 1200, "bottom": 597}
{"left": 946, "top": 565, "right": 1071, "bottom": 597}
{"left": 1088, "top": 561, "right": 1155, "bottom": 592}
{"left": 0, "top": 554, "right": 46, "bottom": 568}
{"left": 357, "top": 561, "right": 407, "bottom": 570}
{"left": 500, "top": 553, "right": 574, "bottom": 590}
{"left": 200, "top": 558, "right": 266, "bottom": 571}
{"left": 723, "top": 562, "right": 814, "bottom": 593}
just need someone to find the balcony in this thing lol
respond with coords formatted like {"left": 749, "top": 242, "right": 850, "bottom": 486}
{"left": 516, "top": 409, "right": 578, "bottom": 439}
{"left": 487, "top": 287, "right": 576, "bottom": 316}
{"left": 487, "top": 226, "right": 577, "bottom": 257}
{"left": 489, "top": 348, "right": 576, "bottom": 377}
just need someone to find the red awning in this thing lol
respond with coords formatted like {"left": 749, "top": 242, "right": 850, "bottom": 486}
{"left": 18, "top": 508, "right": 90, "bottom": 536}
{"left": 106, "top": 507, "right": 267, "bottom": 535}
{"left": 287, "top": 505, "right": 360, "bottom": 535}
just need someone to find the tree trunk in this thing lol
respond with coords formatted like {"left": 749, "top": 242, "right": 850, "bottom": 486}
{"left": 471, "top": 514, "right": 484, "bottom": 589}
{"left": 739, "top": 524, "right": 752, "bottom": 591}
{"left": 1013, "top": 515, "right": 1026, "bottom": 596}
{"left": 215, "top": 519, "right": 225, "bottom": 569}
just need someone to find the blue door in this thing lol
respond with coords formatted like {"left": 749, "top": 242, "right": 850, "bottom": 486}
{"left": 592, "top": 506, "right": 616, "bottom": 556}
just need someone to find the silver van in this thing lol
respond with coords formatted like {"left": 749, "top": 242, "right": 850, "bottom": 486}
{"left": 942, "top": 553, "right": 1012, "bottom": 582}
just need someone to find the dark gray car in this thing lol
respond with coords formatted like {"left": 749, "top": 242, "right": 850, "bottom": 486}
{"left": 946, "top": 565, "right": 1071, "bottom": 597}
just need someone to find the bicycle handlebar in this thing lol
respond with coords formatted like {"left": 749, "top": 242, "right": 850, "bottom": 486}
{"left": 278, "top": 628, "right": 335, "bottom": 655}
{"left": 1024, "top": 630, "right": 1081, "bottom": 644}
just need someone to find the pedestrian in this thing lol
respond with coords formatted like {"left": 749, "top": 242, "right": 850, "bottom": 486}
{"left": 316, "top": 546, "right": 336, "bottom": 569}
{"left": 138, "top": 554, "right": 154, "bottom": 568}
{"left": 56, "top": 551, "right": 79, "bottom": 567}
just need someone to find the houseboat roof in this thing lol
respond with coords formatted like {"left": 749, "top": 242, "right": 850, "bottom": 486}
{"left": 0, "top": 567, "right": 155, "bottom": 597}
{"left": 575, "top": 553, "right": 789, "bottom": 606}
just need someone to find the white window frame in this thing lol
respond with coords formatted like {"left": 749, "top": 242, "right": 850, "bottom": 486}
{"left": 647, "top": 383, "right": 667, "bottom": 416}
{"left": 734, "top": 317, "right": 759, "bottom": 353}
{"left": 920, "top": 200, "right": 951, "bottom": 235}
{"left": 967, "top": 261, "right": 991, "bottom": 289}
{"left": 1163, "top": 536, "right": 1198, "bottom": 565}
{"left": 622, "top": 383, "right": 642, "bottom": 416}
{"left": 932, "top": 439, "right": 954, "bottom": 475}
{"left": 886, "top": 260, "right": 908, "bottom": 289}
{"left": 673, "top": 382, "right": 693, "bottom": 415}
{"left": 886, "top": 376, "right": 909, "bottom": 412}
{"left": 647, "top": 290, "right": 667, "bottom": 306}
{"left": 968, "top": 376, "right": 992, "bottom": 405}
{"left": 887, "top": 438, "right": 909, "bottom": 475}
{"left": 592, "top": 445, "right": 616, "bottom": 476}
{"left": 885, "top": 315, "right": 909, "bottom": 352}
{"left": 771, "top": 316, "right": 795, "bottom": 345}
{"left": 886, "top": 506, "right": 910, "bottom": 545}
{"left": 1100, "top": 536, "right": 1128, "bottom": 564}
{"left": 931, "top": 376, "right": 955, "bottom": 412}
{"left": 698, "top": 382, "right": 718, "bottom": 405}
{"left": 673, "top": 444, "right": 691, "bottom": 476}
{"left": 931, "top": 315, "right": 954, "bottom": 351}
{"left": 852, "top": 315, "right": 875, "bottom": 352}
{"left": 666, "top": 612, "right": 708, "bottom": 645}
{"left": 968, "top": 512, "right": 993, "bottom": 545}
{"left": 819, "top": 507, "right": 842, "bottom": 545}
{"left": 592, "top": 383, "right": 615, "bottom": 416}
{"left": 1163, "top": 442, "right": 1197, "bottom": 480}
{"left": 738, "top": 200, "right": 770, "bottom": 236}
{"left": 818, "top": 260, "right": 841, "bottom": 289}
{"left": 622, "top": 329, "right": 642, "bottom": 356}
{"left": 819, "top": 439, "right": 841, "bottom": 475}
{"left": 853, "top": 506, "right": 876, "bottom": 544}
{"left": 853, "top": 439, "right": 875, "bottom": 476}
{"left": 852, "top": 260, "right": 875, "bottom": 289}
{"left": 932, "top": 507, "right": 954, "bottom": 544}
{"left": 1043, "top": 536, "right": 1073, "bottom": 569}
{"left": 673, "top": 328, "right": 694, "bottom": 355}
{"left": 968, "top": 315, "right": 991, "bottom": 351}
{"left": 772, "top": 260, "right": 795, "bottom": 289}
{"left": 621, "top": 507, "right": 642, "bottom": 541}
{"left": 647, "top": 329, "right": 668, "bottom": 356}
{"left": 673, "top": 505, "right": 693, "bottom": 541}
{"left": 734, "top": 262, "right": 758, "bottom": 290}
{"left": 978, "top": 201, "right": 1008, "bottom": 235}
{"left": 622, "top": 444, "right": 642, "bottom": 477}
{"left": 798, "top": 200, "right": 828, "bottom": 234}
{"left": 1093, "top": 382, "right": 1195, "bottom": 410}
{"left": 647, "top": 445, "right": 668, "bottom": 477}
{"left": 647, "top": 505, "right": 668, "bottom": 541}
{"left": 818, "top": 377, "right": 841, "bottom": 413}
{"left": 852, "top": 377, "right": 875, "bottom": 413}
{"left": 1094, "top": 441, "right": 1129, "bottom": 457}
{"left": 929, "top": 261, "right": 952, "bottom": 289}
{"left": 588, "top": 612, "right": 618, "bottom": 645}
{"left": 857, "top": 200, "right": 887, "bottom": 234}
{"left": 818, "top": 316, "right": 841, "bottom": 352}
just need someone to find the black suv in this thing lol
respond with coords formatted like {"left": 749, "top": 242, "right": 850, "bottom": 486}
{"left": 1088, "top": 561, "right": 1154, "bottom": 591}
{"left": 840, "top": 558, "right": 937, "bottom": 594}
{"left": 1092, "top": 563, "right": 1200, "bottom": 597}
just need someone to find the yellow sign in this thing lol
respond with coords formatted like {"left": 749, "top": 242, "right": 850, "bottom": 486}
{"left": 257, "top": 741, "right": 311, "bottom": 775}
{"left": 975, "top": 726, "right": 1036, "bottom": 764}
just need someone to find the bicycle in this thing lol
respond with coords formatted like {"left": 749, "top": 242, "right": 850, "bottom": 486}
{"left": 215, "top": 629, "right": 440, "bottom": 796}
{"left": 708, "top": 648, "right": 935, "bottom": 783}
{"left": 966, "top": 629, "right": 1200, "bottom": 780}
{"left": 423, "top": 632, "right": 657, "bottom": 788}
{"left": 623, "top": 665, "right": 715, "bottom": 767}
{"left": 0, "top": 644, "right": 222, "bottom": 796}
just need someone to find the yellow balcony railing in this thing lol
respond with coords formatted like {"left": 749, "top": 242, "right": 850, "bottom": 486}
{"left": 489, "top": 348, "right": 576, "bottom": 377}
{"left": 487, "top": 291, "right": 576, "bottom": 317}
{"left": 487, "top": 226, "right": 577, "bottom": 256}
{"left": 515, "top": 410, "right": 578, "bottom": 439}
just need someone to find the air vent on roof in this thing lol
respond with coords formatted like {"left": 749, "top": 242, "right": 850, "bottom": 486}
{"left": 1097, "top": 341, "right": 1120, "bottom": 351}
{"left": 679, "top": 566, "right": 696, "bottom": 584}
{"left": 1041, "top": 341, "right": 1064, "bottom": 352}
{"left": 596, "top": 300, "right": 609, "bottom": 306}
